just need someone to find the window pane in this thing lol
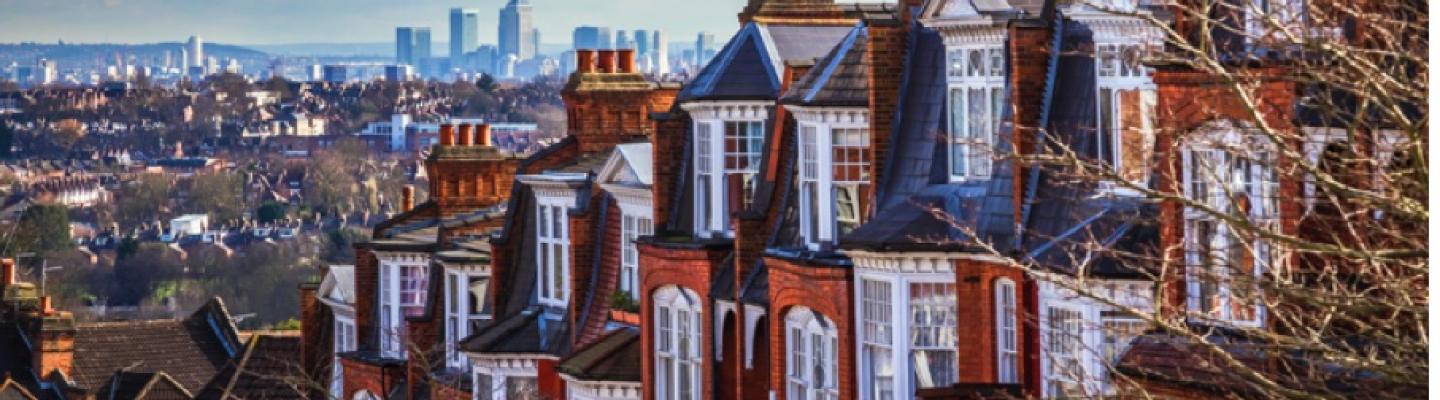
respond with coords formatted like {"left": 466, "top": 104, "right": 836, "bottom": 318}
{"left": 910, "top": 282, "right": 958, "bottom": 389}
{"left": 469, "top": 276, "right": 489, "bottom": 316}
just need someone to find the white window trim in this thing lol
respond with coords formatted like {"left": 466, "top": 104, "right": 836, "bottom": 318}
{"left": 1090, "top": 25, "right": 1161, "bottom": 194}
{"left": 994, "top": 278, "right": 1019, "bottom": 384}
{"left": 653, "top": 286, "right": 703, "bottom": 400}
{"left": 619, "top": 210, "right": 654, "bottom": 299}
{"left": 536, "top": 200, "right": 571, "bottom": 308}
{"left": 445, "top": 267, "right": 492, "bottom": 370}
{"left": 680, "top": 101, "right": 771, "bottom": 239}
{"left": 332, "top": 316, "right": 356, "bottom": 399}
{"left": 946, "top": 44, "right": 1006, "bottom": 182}
{"left": 1036, "top": 280, "right": 1155, "bottom": 397}
{"left": 785, "top": 306, "right": 840, "bottom": 400}
{"left": 377, "top": 253, "right": 429, "bottom": 359}
{"left": 791, "top": 107, "right": 870, "bottom": 248}
{"left": 854, "top": 270, "right": 959, "bottom": 399}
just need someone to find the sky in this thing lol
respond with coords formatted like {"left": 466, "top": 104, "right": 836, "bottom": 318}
{"left": 0, "top": 0, "right": 751, "bottom": 46}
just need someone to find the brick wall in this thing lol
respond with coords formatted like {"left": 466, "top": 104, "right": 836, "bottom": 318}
{"left": 867, "top": 21, "right": 906, "bottom": 214}
{"left": 765, "top": 257, "right": 854, "bottom": 400}
{"left": 341, "top": 357, "right": 402, "bottom": 400}
{"left": 951, "top": 259, "right": 1029, "bottom": 385}
{"left": 1008, "top": 24, "right": 1052, "bottom": 224}
{"left": 638, "top": 242, "right": 729, "bottom": 400}
{"left": 298, "top": 281, "right": 331, "bottom": 400}
{"left": 576, "top": 198, "right": 625, "bottom": 348}
{"left": 1152, "top": 66, "right": 1297, "bottom": 317}
{"left": 353, "top": 245, "right": 378, "bottom": 348}
{"left": 649, "top": 115, "right": 689, "bottom": 228}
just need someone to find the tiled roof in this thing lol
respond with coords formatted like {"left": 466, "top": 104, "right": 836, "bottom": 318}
{"left": 780, "top": 25, "right": 870, "bottom": 107}
{"left": 458, "top": 307, "right": 568, "bottom": 356}
{"left": 194, "top": 335, "right": 307, "bottom": 400}
{"left": 95, "top": 372, "right": 193, "bottom": 400}
{"left": 69, "top": 298, "right": 240, "bottom": 394}
{"left": 556, "top": 327, "right": 641, "bottom": 382}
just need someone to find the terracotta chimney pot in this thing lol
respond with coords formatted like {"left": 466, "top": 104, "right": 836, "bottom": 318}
{"left": 479, "top": 124, "right": 493, "bottom": 147}
{"left": 597, "top": 50, "right": 617, "bottom": 73}
{"left": 576, "top": 50, "right": 597, "bottom": 74}
{"left": 458, "top": 124, "right": 474, "bottom": 146}
{"left": 402, "top": 185, "right": 415, "bottom": 211}
{"left": 439, "top": 124, "right": 455, "bottom": 146}
{"left": 618, "top": 49, "right": 637, "bottom": 73}
{"left": 1, "top": 259, "right": 13, "bottom": 289}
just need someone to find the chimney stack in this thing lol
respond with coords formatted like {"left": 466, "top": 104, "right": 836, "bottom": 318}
{"left": 457, "top": 124, "right": 474, "bottom": 146}
{"left": 478, "top": 124, "right": 493, "bottom": 147}
{"left": 1, "top": 259, "right": 13, "bottom": 290}
{"left": 439, "top": 124, "right": 456, "bottom": 146}
{"left": 618, "top": 49, "right": 637, "bottom": 73}
{"left": 402, "top": 185, "right": 415, "bottom": 211}
{"left": 576, "top": 50, "right": 597, "bottom": 74}
{"left": 597, "top": 50, "right": 617, "bottom": 73}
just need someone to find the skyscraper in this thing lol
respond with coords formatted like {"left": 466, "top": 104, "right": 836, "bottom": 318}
{"left": 615, "top": 30, "right": 632, "bottom": 50}
{"left": 397, "top": 27, "right": 432, "bottom": 66}
{"left": 695, "top": 32, "right": 715, "bottom": 67}
{"left": 186, "top": 36, "right": 204, "bottom": 70}
{"left": 450, "top": 8, "right": 479, "bottom": 61}
{"left": 498, "top": 0, "right": 534, "bottom": 60}
{"left": 635, "top": 29, "right": 650, "bottom": 56}
{"left": 532, "top": 28, "right": 542, "bottom": 60}
{"left": 653, "top": 30, "right": 669, "bottom": 75}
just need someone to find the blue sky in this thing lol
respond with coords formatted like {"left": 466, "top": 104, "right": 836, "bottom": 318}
{"left": 0, "top": 0, "right": 750, "bottom": 45}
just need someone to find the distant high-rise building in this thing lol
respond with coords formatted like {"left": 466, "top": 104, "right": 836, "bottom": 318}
{"left": 695, "top": 32, "right": 715, "bottom": 67}
{"left": 498, "top": 0, "right": 534, "bottom": 60}
{"left": 476, "top": 45, "right": 499, "bottom": 74}
{"left": 572, "top": 26, "right": 613, "bottom": 50}
{"left": 532, "top": 28, "right": 542, "bottom": 59}
{"left": 615, "top": 30, "right": 632, "bottom": 50}
{"left": 450, "top": 8, "right": 479, "bottom": 61}
{"left": 653, "top": 30, "right": 669, "bottom": 74}
{"left": 308, "top": 65, "right": 324, "bottom": 82}
{"left": 186, "top": 36, "right": 204, "bottom": 70}
{"left": 322, "top": 65, "right": 347, "bottom": 83}
{"left": 635, "top": 29, "right": 651, "bottom": 56}
{"left": 179, "top": 48, "right": 190, "bottom": 72}
{"left": 385, "top": 65, "right": 414, "bottom": 82}
{"left": 396, "top": 27, "right": 432, "bottom": 67}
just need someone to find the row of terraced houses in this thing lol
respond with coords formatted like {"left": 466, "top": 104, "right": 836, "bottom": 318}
{"left": 295, "top": 0, "right": 1389, "bottom": 399}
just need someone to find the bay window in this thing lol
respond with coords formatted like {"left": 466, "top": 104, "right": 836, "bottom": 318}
{"left": 1102, "top": 312, "right": 1148, "bottom": 365}
{"left": 861, "top": 279, "right": 895, "bottom": 400}
{"left": 786, "top": 307, "right": 839, "bottom": 400}
{"left": 1094, "top": 43, "right": 1158, "bottom": 186}
{"left": 995, "top": 279, "right": 1019, "bottom": 384}
{"left": 537, "top": 202, "right": 570, "bottom": 307}
{"left": 446, "top": 269, "right": 491, "bottom": 369}
{"left": 1045, "top": 306, "right": 1085, "bottom": 398}
{"left": 797, "top": 120, "right": 871, "bottom": 247}
{"left": 693, "top": 118, "right": 765, "bottom": 237}
{"left": 379, "top": 259, "right": 428, "bottom": 358}
{"left": 654, "top": 286, "right": 702, "bottom": 400}
{"left": 858, "top": 275, "right": 958, "bottom": 399}
{"left": 1183, "top": 135, "right": 1276, "bottom": 326}
{"left": 947, "top": 46, "right": 1005, "bottom": 181}
{"left": 620, "top": 214, "right": 653, "bottom": 299}
{"left": 910, "top": 282, "right": 959, "bottom": 389}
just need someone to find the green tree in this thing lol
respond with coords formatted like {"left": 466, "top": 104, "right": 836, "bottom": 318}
{"left": 186, "top": 172, "right": 244, "bottom": 223}
{"left": 256, "top": 202, "right": 288, "bottom": 224}
{"left": 116, "top": 173, "right": 173, "bottom": 227}
{"left": 5, "top": 204, "right": 72, "bottom": 256}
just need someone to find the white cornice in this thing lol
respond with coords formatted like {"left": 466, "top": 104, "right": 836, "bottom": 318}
{"left": 599, "top": 183, "right": 653, "bottom": 217}
{"left": 786, "top": 106, "right": 870, "bottom": 125}
{"left": 842, "top": 250, "right": 1009, "bottom": 273}
{"left": 558, "top": 377, "right": 642, "bottom": 400}
{"left": 926, "top": 22, "right": 1009, "bottom": 46}
{"left": 375, "top": 252, "right": 430, "bottom": 265}
{"left": 1065, "top": 10, "right": 1162, "bottom": 42}
{"left": 681, "top": 101, "right": 773, "bottom": 121}
{"left": 439, "top": 262, "right": 491, "bottom": 275}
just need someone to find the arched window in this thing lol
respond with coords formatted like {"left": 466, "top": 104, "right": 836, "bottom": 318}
{"left": 994, "top": 278, "right": 1018, "bottom": 383}
{"left": 352, "top": 390, "right": 380, "bottom": 400}
{"left": 654, "top": 286, "right": 702, "bottom": 400}
{"left": 785, "top": 306, "right": 839, "bottom": 400}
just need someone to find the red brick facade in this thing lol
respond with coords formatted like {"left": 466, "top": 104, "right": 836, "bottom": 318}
{"left": 765, "top": 257, "right": 854, "bottom": 400}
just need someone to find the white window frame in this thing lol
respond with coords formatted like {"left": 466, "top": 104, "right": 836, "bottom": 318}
{"left": 797, "top": 119, "right": 871, "bottom": 248}
{"left": 653, "top": 286, "right": 703, "bottom": 400}
{"left": 536, "top": 201, "right": 571, "bottom": 308}
{"left": 855, "top": 272, "right": 959, "bottom": 399}
{"left": 332, "top": 316, "right": 356, "bottom": 399}
{"left": 379, "top": 257, "right": 428, "bottom": 359}
{"left": 620, "top": 213, "right": 653, "bottom": 299}
{"left": 946, "top": 45, "right": 1006, "bottom": 182}
{"left": 1181, "top": 126, "right": 1277, "bottom": 328}
{"left": 446, "top": 269, "right": 492, "bottom": 369}
{"left": 1094, "top": 42, "right": 1158, "bottom": 192}
{"left": 785, "top": 306, "right": 839, "bottom": 400}
{"left": 995, "top": 278, "right": 1019, "bottom": 384}
{"left": 1035, "top": 280, "right": 1156, "bottom": 397}
{"left": 691, "top": 118, "right": 764, "bottom": 238}
{"left": 1043, "top": 305, "right": 1086, "bottom": 398}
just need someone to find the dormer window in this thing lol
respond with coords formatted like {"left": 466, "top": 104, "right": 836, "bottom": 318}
{"left": 947, "top": 46, "right": 1005, "bottom": 182}
{"left": 536, "top": 202, "right": 570, "bottom": 307}
{"left": 1094, "top": 43, "right": 1158, "bottom": 188}
{"left": 1182, "top": 125, "right": 1278, "bottom": 327}
{"left": 797, "top": 112, "right": 871, "bottom": 248}
{"left": 378, "top": 256, "right": 429, "bottom": 359}
{"left": 689, "top": 104, "right": 769, "bottom": 238}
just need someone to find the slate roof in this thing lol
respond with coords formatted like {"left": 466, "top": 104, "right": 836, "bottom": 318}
{"left": 0, "top": 379, "right": 37, "bottom": 400}
{"left": 780, "top": 24, "right": 870, "bottom": 107}
{"left": 194, "top": 335, "right": 307, "bottom": 400}
{"left": 458, "top": 307, "right": 568, "bottom": 356}
{"left": 69, "top": 298, "right": 241, "bottom": 394}
{"left": 678, "top": 23, "right": 853, "bottom": 102}
{"left": 556, "top": 327, "right": 641, "bottom": 382}
{"left": 95, "top": 372, "right": 193, "bottom": 400}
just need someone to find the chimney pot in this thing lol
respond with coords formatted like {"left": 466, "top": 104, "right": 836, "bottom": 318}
{"left": 576, "top": 50, "right": 597, "bottom": 74}
{"left": 479, "top": 124, "right": 493, "bottom": 147}
{"left": 597, "top": 50, "right": 617, "bottom": 73}
{"left": 402, "top": 185, "right": 415, "bottom": 211}
{"left": 39, "top": 296, "right": 52, "bottom": 314}
{"left": 618, "top": 49, "right": 637, "bottom": 73}
{"left": 439, "top": 124, "right": 455, "bottom": 146}
{"left": 0, "top": 259, "right": 13, "bottom": 289}
{"left": 457, "top": 124, "right": 474, "bottom": 146}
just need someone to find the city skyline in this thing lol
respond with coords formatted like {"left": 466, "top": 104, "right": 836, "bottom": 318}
{"left": 0, "top": 0, "right": 750, "bottom": 46}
